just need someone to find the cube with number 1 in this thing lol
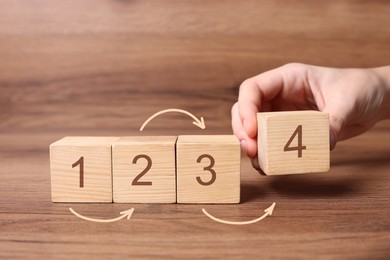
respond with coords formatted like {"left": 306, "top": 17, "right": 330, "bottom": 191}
{"left": 50, "top": 136, "right": 118, "bottom": 202}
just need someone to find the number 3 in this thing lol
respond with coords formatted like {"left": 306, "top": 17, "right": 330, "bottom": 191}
{"left": 196, "top": 154, "right": 216, "bottom": 186}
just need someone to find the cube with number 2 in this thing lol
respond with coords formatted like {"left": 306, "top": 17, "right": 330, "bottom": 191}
{"left": 112, "top": 136, "right": 177, "bottom": 203}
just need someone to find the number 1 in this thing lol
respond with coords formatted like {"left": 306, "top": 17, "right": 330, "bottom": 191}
{"left": 72, "top": 156, "right": 84, "bottom": 188}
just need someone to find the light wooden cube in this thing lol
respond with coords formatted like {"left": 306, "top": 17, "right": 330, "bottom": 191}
{"left": 112, "top": 136, "right": 177, "bottom": 203}
{"left": 176, "top": 135, "right": 240, "bottom": 204}
{"left": 50, "top": 136, "right": 119, "bottom": 202}
{"left": 257, "top": 111, "right": 330, "bottom": 175}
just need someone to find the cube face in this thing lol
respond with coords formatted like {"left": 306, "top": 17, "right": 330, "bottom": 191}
{"left": 112, "top": 136, "right": 177, "bottom": 203}
{"left": 50, "top": 137, "right": 118, "bottom": 202}
{"left": 257, "top": 111, "right": 330, "bottom": 175}
{"left": 176, "top": 135, "right": 240, "bottom": 204}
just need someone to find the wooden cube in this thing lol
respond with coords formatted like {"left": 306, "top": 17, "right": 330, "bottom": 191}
{"left": 176, "top": 135, "right": 240, "bottom": 204}
{"left": 112, "top": 136, "right": 177, "bottom": 203}
{"left": 50, "top": 136, "right": 118, "bottom": 202}
{"left": 257, "top": 111, "right": 330, "bottom": 175}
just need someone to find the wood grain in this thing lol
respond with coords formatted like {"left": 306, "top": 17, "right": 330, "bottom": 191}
{"left": 113, "top": 136, "right": 177, "bottom": 203}
{"left": 258, "top": 111, "right": 330, "bottom": 175}
{"left": 1, "top": 0, "right": 390, "bottom": 259}
{"left": 50, "top": 137, "right": 119, "bottom": 202}
{"left": 176, "top": 135, "right": 240, "bottom": 203}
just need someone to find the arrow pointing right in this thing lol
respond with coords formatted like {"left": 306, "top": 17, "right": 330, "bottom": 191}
{"left": 202, "top": 202, "right": 276, "bottom": 225}
{"left": 69, "top": 208, "right": 134, "bottom": 223}
{"left": 140, "top": 108, "right": 206, "bottom": 131}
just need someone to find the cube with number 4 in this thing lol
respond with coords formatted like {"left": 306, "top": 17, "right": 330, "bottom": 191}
{"left": 176, "top": 135, "right": 240, "bottom": 204}
{"left": 50, "top": 136, "right": 119, "bottom": 202}
{"left": 112, "top": 136, "right": 177, "bottom": 203}
{"left": 257, "top": 111, "right": 330, "bottom": 175}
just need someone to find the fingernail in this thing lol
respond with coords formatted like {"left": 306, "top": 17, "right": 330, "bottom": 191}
{"left": 240, "top": 140, "right": 247, "bottom": 153}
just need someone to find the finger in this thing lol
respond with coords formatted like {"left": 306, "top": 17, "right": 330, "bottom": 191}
{"left": 245, "top": 137, "right": 258, "bottom": 158}
{"left": 322, "top": 99, "right": 350, "bottom": 150}
{"left": 231, "top": 102, "right": 246, "bottom": 140}
{"left": 238, "top": 79, "right": 262, "bottom": 138}
{"left": 238, "top": 65, "right": 290, "bottom": 138}
{"left": 232, "top": 102, "right": 258, "bottom": 157}
{"left": 328, "top": 114, "right": 344, "bottom": 150}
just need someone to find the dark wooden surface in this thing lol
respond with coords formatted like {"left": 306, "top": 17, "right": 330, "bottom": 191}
{"left": 1, "top": 1, "right": 389, "bottom": 259}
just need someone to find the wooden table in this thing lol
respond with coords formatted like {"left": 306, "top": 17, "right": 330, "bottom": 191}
{"left": 1, "top": 1, "right": 389, "bottom": 258}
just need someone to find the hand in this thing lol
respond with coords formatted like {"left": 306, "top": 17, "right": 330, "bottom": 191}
{"left": 231, "top": 63, "right": 390, "bottom": 171}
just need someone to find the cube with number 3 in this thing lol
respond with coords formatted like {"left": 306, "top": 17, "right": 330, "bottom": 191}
{"left": 257, "top": 111, "right": 330, "bottom": 175}
{"left": 176, "top": 135, "right": 240, "bottom": 204}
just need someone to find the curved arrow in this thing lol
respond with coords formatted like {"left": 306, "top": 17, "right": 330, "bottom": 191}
{"left": 202, "top": 202, "right": 276, "bottom": 225}
{"left": 140, "top": 108, "right": 206, "bottom": 131}
{"left": 69, "top": 208, "right": 134, "bottom": 223}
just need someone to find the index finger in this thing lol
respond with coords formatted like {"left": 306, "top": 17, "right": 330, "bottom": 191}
{"left": 238, "top": 67, "right": 285, "bottom": 138}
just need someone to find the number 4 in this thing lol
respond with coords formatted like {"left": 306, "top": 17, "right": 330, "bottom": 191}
{"left": 284, "top": 125, "right": 307, "bottom": 157}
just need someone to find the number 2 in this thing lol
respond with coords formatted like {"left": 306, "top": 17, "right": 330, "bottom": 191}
{"left": 72, "top": 156, "right": 84, "bottom": 188}
{"left": 132, "top": 154, "right": 152, "bottom": 186}
{"left": 196, "top": 154, "right": 216, "bottom": 186}
{"left": 284, "top": 125, "right": 307, "bottom": 157}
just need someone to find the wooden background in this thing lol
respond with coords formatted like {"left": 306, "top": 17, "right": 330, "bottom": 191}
{"left": 1, "top": 0, "right": 389, "bottom": 258}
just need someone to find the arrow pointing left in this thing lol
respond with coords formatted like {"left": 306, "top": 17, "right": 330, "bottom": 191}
{"left": 69, "top": 208, "right": 134, "bottom": 223}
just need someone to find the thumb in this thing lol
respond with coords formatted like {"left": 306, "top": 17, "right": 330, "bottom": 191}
{"left": 322, "top": 108, "right": 346, "bottom": 150}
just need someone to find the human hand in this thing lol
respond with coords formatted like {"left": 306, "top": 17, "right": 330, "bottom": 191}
{"left": 231, "top": 63, "right": 390, "bottom": 171}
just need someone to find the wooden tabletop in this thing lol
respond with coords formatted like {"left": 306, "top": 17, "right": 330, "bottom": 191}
{"left": 1, "top": 1, "right": 390, "bottom": 259}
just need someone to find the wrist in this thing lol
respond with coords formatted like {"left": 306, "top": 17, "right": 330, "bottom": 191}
{"left": 372, "top": 66, "right": 390, "bottom": 120}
